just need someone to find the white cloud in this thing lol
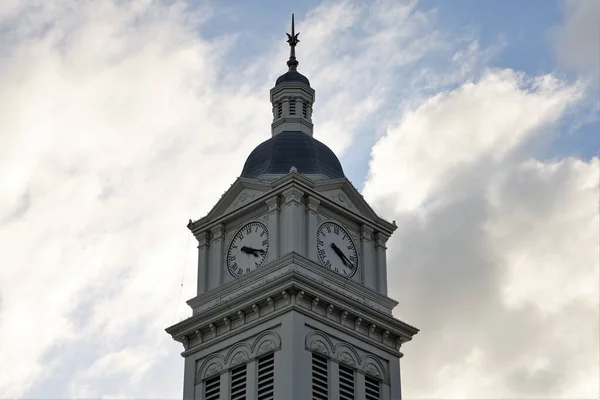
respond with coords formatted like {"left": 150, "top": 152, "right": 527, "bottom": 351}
{"left": 364, "top": 69, "right": 598, "bottom": 398}
{"left": 0, "top": 0, "right": 459, "bottom": 397}
{"left": 363, "top": 69, "right": 582, "bottom": 212}
{"left": 551, "top": 0, "right": 600, "bottom": 82}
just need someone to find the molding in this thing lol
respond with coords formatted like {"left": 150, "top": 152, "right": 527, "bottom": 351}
{"left": 196, "top": 329, "right": 282, "bottom": 383}
{"left": 185, "top": 252, "right": 398, "bottom": 316}
{"left": 305, "top": 330, "right": 389, "bottom": 384}
{"left": 167, "top": 267, "right": 418, "bottom": 357}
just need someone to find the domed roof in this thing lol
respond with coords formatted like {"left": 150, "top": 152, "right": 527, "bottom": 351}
{"left": 275, "top": 70, "right": 310, "bottom": 86}
{"left": 241, "top": 131, "right": 344, "bottom": 179}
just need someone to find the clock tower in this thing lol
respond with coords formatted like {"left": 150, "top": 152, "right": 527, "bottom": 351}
{"left": 166, "top": 15, "right": 418, "bottom": 400}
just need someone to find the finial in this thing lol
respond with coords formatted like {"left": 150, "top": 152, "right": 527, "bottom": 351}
{"left": 286, "top": 13, "right": 300, "bottom": 71}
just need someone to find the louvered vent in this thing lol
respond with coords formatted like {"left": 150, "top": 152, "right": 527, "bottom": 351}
{"left": 257, "top": 353, "right": 274, "bottom": 400}
{"left": 365, "top": 375, "right": 380, "bottom": 400}
{"left": 289, "top": 100, "right": 296, "bottom": 115}
{"left": 204, "top": 375, "right": 220, "bottom": 400}
{"left": 277, "top": 103, "right": 283, "bottom": 118}
{"left": 231, "top": 364, "right": 247, "bottom": 400}
{"left": 302, "top": 102, "right": 308, "bottom": 118}
{"left": 312, "top": 353, "right": 328, "bottom": 400}
{"left": 339, "top": 364, "right": 355, "bottom": 400}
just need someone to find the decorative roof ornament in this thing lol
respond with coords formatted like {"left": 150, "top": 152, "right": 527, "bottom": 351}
{"left": 286, "top": 13, "right": 300, "bottom": 71}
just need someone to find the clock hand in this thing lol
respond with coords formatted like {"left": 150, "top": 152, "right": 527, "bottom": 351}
{"left": 240, "top": 246, "right": 266, "bottom": 257}
{"left": 330, "top": 243, "right": 351, "bottom": 268}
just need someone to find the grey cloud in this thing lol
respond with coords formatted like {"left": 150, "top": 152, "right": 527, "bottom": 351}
{"left": 385, "top": 157, "right": 599, "bottom": 398}
{"left": 551, "top": 0, "right": 600, "bottom": 83}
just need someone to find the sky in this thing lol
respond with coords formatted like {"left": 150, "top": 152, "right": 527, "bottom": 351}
{"left": 0, "top": 0, "right": 598, "bottom": 398}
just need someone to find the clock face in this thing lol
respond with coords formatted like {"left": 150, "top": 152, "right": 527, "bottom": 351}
{"left": 226, "top": 221, "right": 270, "bottom": 278}
{"left": 316, "top": 221, "right": 358, "bottom": 278}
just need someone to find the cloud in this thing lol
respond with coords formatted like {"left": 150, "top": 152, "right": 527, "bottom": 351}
{"left": 551, "top": 0, "right": 600, "bottom": 83}
{"left": 0, "top": 0, "right": 461, "bottom": 397}
{"left": 364, "top": 70, "right": 598, "bottom": 398}
{"left": 364, "top": 69, "right": 582, "bottom": 211}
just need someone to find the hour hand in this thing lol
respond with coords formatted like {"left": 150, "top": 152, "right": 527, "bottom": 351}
{"left": 241, "top": 246, "right": 266, "bottom": 257}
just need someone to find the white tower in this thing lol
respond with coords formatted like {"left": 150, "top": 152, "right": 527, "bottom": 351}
{"left": 166, "top": 15, "right": 418, "bottom": 400}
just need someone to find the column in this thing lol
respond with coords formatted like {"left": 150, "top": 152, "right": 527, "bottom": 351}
{"left": 356, "top": 372, "right": 366, "bottom": 400}
{"left": 375, "top": 232, "right": 389, "bottom": 296}
{"left": 282, "top": 187, "right": 304, "bottom": 255}
{"left": 247, "top": 360, "right": 257, "bottom": 400}
{"left": 283, "top": 97, "right": 290, "bottom": 117}
{"left": 360, "top": 225, "right": 375, "bottom": 289}
{"left": 219, "top": 372, "right": 230, "bottom": 400}
{"left": 306, "top": 196, "right": 320, "bottom": 260}
{"left": 183, "top": 356, "right": 196, "bottom": 400}
{"left": 210, "top": 224, "right": 225, "bottom": 289}
{"left": 330, "top": 361, "right": 340, "bottom": 399}
{"left": 196, "top": 231, "right": 210, "bottom": 295}
{"left": 390, "top": 357, "right": 401, "bottom": 400}
{"left": 265, "top": 196, "right": 280, "bottom": 262}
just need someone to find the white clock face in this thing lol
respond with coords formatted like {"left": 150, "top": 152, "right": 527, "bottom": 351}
{"left": 316, "top": 221, "right": 358, "bottom": 278}
{"left": 226, "top": 221, "right": 270, "bottom": 278}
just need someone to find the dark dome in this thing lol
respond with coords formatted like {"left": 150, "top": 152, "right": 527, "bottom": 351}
{"left": 275, "top": 70, "right": 310, "bottom": 86}
{"left": 241, "top": 131, "right": 344, "bottom": 179}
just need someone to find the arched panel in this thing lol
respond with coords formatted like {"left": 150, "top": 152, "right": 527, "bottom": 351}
{"left": 198, "top": 353, "right": 225, "bottom": 381}
{"left": 334, "top": 343, "right": 360, "bottom": 367}
{"left": 225, "top": 342, "right": 252, "bottom": 368}
{"left": 360, "top": 354, "right": 388, "bottom": 382}
{"left": 305, "top": 330, "right": 334, "bottom": 356}
{"left": 251, "top": 330, "right": 282, "bottom": 357}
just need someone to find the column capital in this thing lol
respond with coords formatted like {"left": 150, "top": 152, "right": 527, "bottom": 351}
{"left": 360, "top": 224, "right": 374, "bottom": 240}
{"left": 265, "top": 195, "right": 280, "bottom": 211}
{"left": 282, "top": 187, "right": 304, "bottom": 204}
{"left": 306, "top": 195, "right": 320, "bottom": 212}
{"left": 375, "top": 232, "right": 389, "bottom": 249}
{"left": 210, "top": 224, "right": 225, "bottom": 240}
{"left": 196, "top": 231, "right": 210, "bottom": 247}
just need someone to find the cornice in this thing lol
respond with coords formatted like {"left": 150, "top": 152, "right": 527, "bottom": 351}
{"left": 186, "top": 251, "right": 398, "bottom": 314}
{"left": 167, "top": 273, "right": 417, "bottom": 358}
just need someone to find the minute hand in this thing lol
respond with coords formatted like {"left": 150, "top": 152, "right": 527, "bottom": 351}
{"left": 331, "top": 243, "right": 353, "bottom": 267}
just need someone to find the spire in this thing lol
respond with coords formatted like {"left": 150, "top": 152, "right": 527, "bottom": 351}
{"left": 286, "top": 13, "right": 300, "bottom": 71}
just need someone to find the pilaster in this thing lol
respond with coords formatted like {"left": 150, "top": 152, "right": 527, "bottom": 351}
{"left": 197, "top": 231, "right": 210, "bottom": 295}
{"left": 265, "top": 196, "right": 280, "bottom": 262}
{"left": 306, "top": 196, "right": 320, "bottom": 260}
{"left": 330, "top": 360, "right": 340, "bottom": 399}
{"left": 247, "top": 360, "right": 257, "bottom": 400}
{"left": 356, "top": 372, "right": 366, "bottom": 400}
{"left": 281, "top": 187, "right": 304, "bottom": 255}
{"left": 360, "top": 225, "right": 375, "bottom": 290}
{"left": 210, "top": 224, "right": 225, "bottom": 290}
{"left": 375, "top": 233, "right": 389, "bottom": 296}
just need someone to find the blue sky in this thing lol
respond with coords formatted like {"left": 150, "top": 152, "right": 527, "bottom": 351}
{"left": 0, "top": 0, "right": 598, "bottom": 398}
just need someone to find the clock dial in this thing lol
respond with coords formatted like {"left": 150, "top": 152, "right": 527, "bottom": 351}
{"left": 316, "top": 221, "right": 358, "bottom": 277}
{"left": 226, "top": 221, "right": 270, "bottom": 278}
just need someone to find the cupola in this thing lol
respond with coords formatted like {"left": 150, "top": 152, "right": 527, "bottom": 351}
{"left": 270, "top": 14, "right": 315, "bottom": 137}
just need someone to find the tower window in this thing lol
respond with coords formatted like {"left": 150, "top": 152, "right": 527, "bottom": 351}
{"left": 289, "top": 100, "right": 296, "bottom": 115}
{"left": 365, "top": 375, "right": 380, "bottom": 400}
{"left": 231, "top": 364, "right": 247, "bottom": 400}
{"left": 302, "top": 102, "right": 308, "bottom": 118}
{"left": 257, "top": 352, "right": 274, "bottom": 400}
{"left": 311, "top": 353, "right": 328, "bottom": 400}
{"left": 204, "top": 375, "right": 220, "bottom": 400}
{"left": 339, "top": 364, "right": 354, "bottom": 400}
{"left": 277, "top": 103, "right": 282, "bottom": 118}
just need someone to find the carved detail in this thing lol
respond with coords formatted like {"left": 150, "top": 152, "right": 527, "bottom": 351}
{"left": 257, "top": 340, "right": 276, "bottom": 355}
{"left": 312, "top": 340, "right": 329, "bottom": 355}
{"left": 206, "top": 363, "right": 220, "bottom": 377}
{"left": 230, "top": 351, "right": 249, "bottom": 367}
{"left": 338, "top": 352, "right": 355, "bottom": 366}
{"left": 364, "top": 363, "right": 380, "bottom": 378}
